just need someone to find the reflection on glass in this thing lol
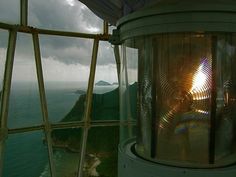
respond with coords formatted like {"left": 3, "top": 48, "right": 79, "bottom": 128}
{"left": 120, "top": 43, "right": 138, "bottom": 142}
{"left": 86, "top": 126, "right": 119, "bottom": 177}
{"left": 0, "top": 0, "right": 20, "bottom": 24}
{"left": 92, "top": 41, "right": 119, "bottom": 121}
{"left": 155, "top": 35, "right": 212, "bottom": 165}
{"left": 122, "top": 33, "right": 236, "bottom": 167}
{"left": 50, "top": 128, "right": 82, "bottom": 177}
{"left": 8, "top": 33, "right": 43, "bottom": 128}
{"left": 29, "top": 0, "right": 103, "bottom": 33}
{"left": 40, "top": 35, "right": 93, "bottom": 123}
{"left": 3, "top": 131, "right": 50, "bottom": 177}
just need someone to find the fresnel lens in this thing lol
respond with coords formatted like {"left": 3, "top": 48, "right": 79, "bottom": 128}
{"left": 114, "top": 1, "right": 236, "bottom": 177}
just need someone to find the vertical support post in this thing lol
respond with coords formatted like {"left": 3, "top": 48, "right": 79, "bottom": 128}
{"left": 32, "top": 32, "right": 55, "bottom": 177}
{"left": 0, "top": 29, "right": 17, "bottom": 177}
{"left": 123, "top": 45, "right": 133, "bottom": 138}
{"left": 77, "top": 37, "right": 99, "bottom": 177}
{"left": 209, "top": 36, "right": 217, "bottom": 164}
{"left": 150, "top": 37, "right": 158, "bottom": 158}
{"left": 103, "top": 21, "right": 109, "bottom": 36}
{"left": 20, "top": 0, "right": 28, "bottom": 26}
{"left": 114, "top": 45, "right": 121, "bottom": 83}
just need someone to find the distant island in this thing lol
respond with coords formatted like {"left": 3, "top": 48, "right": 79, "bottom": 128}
{"left": 75, "top": 89, "right": 86, "bottom": 94}
{"left": 112, "top": 82, "right": 119, "bottom": 85}
{"left": 95, "top": 80, "right": 111, "bottom": 86}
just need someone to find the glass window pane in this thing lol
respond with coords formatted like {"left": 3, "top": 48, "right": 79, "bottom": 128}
{"left": 3, "top": 131, "right": 50, "bottom": 177}
{"left": 0, "top": 29, "right": 8, "bottom": 113}
{"left": 40, "top": 35, "right": 93, "bottom": 123}
{"left": 51, "top": 128, "right": 82, "bottom": 177}
{"left": 0, "top": 0, "right": 20, "bottom": 24}
{"left": 92, "top": 41, "right": 119, "bottom": 121}
{"left": 8, "top": 33, "right": 43, "bottom": 129}
{"left": 29, "top": 0, "right": 103, "bottom": 33}
{"left": 86, "top": 126, "right": 119, "bottom": 177}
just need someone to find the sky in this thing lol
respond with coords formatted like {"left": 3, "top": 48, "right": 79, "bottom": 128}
{"left": 0, "top": 0, "right": 118, "bottom": 84}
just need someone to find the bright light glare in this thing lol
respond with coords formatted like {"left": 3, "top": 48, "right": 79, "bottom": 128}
{"left": 190, "top": 63, "right": 207, "bottom": 93}
{"left": 195, "top": 109, "right": 209, "bottom": 114}
{"left": 192, "top": 95, "right": 209, "bottom": 100}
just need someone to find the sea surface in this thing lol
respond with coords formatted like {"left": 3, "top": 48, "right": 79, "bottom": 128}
{"left": 2, "top": 81, "right": 117, "bottom": 177}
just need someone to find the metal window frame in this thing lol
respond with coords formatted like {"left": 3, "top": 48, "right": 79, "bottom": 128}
{"left": 0, "top": 29, "right": 17, "bottom": 177}
{"left": 0, "top": 1, "right": 136, "bottom": 177}
{"left": 32, "top": 31, "right": 56, "bottom": 177}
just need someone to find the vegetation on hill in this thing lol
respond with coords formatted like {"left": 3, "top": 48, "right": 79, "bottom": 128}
{"left": 51, "top": 83, "right": 137, "bottom": 177}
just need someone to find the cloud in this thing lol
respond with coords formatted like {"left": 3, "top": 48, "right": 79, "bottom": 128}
{"left": 0, "top": 0, "right": 118, "bottom": 82}
{"left": 27, "top": 0, "right": 103, "bottom": 66}
{"left": 28, "top": 0, "right": 116, "bottom": 66}
{"left": 41, "top": 56, "right": 91, "bottom": 82}
{"left": 28, "top": 0, "right": 104, "bottom": 34}
{"left": 0, "top": 0, "right": 114, "bottom": 64}
{"left": 0, "top": 0, "right": 20, "bottom": 24}
{"left": 95, "top": 64, "right": 118, "bottom": 83}
{"left": 39, "top": 35, "right": 94, "bottom": 65}
{"left": 97, "top": 41, "right": 116, "bottom": 65}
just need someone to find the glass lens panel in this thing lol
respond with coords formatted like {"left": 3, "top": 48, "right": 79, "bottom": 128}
{"left": 3, "top": 131, "right": 50, "bottom": 177}
{"left": 92, "top": 41, "right": 119, "bottom": 121}
{"left": 134, "top": 37, "right": 153, "bottom": 158}
{"left": 133, "top": 33, "right": 236, "bottom": 167}
{"left": 86, "top": 126, "right": 119, "bottom": 177}
{"left": 214, "top": 34, "right": 236, "bottom": 165}
{"left": 154, "top": 34, "right": 212, "bottom": 164}
{"left": 120, "top": 41, "right": 138, "bottom": 141}
{"left": 51, "top": 128, "right": 82, "bottom": 177}
{"left": 8, "top": 33, "right": 42, "bottom": 128}
{"left": 40, "top": 35, "right": 93, "bottom": 123}
{"left": 29, "top": 0, "right": 103, "bottom": 33}
{"left": 0, "top": 0, "right": 20, "bottom": 24}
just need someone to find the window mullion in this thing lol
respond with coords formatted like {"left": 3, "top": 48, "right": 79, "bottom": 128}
{"left": 77, "top": 37, "right": 99, "bottom": 177}
{"left": 32, "top": 32, "right": 56, "bottom": 177}
{"left": 0, "top": 29, "right": 17, "bottom": 177}
{"left": 20, "top": 0, "right": 28, "bottom": 26}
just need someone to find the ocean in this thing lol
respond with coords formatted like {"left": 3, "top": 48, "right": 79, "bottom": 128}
{"left": 2, "top": 81, "right": 117, "bottom": 177}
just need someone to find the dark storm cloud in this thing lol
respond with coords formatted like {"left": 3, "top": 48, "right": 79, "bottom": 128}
{"left": 0, "top": 0, "right": 115, "bottom": 66}
{"left": 39, "top": 35, "right": 94, "bottom": 65}
{"left": 28, "top": 0, "right": 102, "bottom": 65}
{"left": 29, "top": 0, "right": 84, "bottom": 31}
